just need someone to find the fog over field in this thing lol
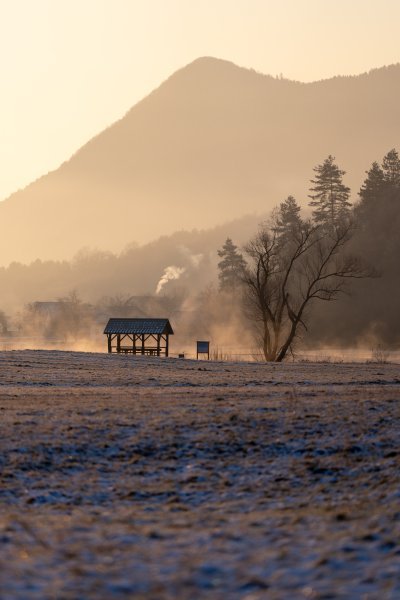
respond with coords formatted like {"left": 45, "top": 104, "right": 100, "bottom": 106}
{"left": 2, "top": 142, "right": 400, "bottom": 354}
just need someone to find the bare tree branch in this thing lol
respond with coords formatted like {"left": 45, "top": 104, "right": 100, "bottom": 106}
{"left": 243, "top": 217, "right": 373, "bottom": 362}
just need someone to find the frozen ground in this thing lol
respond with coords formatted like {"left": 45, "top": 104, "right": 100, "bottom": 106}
{"left": 0, "top": 350, "right": 399, "bottom": 599}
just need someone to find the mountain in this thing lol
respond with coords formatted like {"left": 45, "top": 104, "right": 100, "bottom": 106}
{"left": 1, "top": 57, "right": 400, "bottom": 264}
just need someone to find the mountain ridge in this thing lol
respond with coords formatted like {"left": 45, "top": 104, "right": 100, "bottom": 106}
{"left": 5, "top": 57, "right": 400, "bottom": 203}
{"left": 2, "top": 57, "right": 400, "bottom": 265}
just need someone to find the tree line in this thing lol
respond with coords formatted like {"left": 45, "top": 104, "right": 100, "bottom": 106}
{"left": 217, "top": 151, "right": 400, "bottom": 361}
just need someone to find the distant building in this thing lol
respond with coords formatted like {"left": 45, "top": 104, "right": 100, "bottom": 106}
{"left": 31, "top": 301, "right": 67, "bottom": 316}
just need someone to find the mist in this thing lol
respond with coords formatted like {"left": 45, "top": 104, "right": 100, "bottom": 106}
{"left": 3, "top": 145, "right": 400, "bottom": 358}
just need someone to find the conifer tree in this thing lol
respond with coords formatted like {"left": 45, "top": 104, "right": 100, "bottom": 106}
{"left": 382, "top": 148, "right": 400, "bottom": 187}
{"left": 274, "top": 196, "right": 302, "bottom": 238}
{"left": 357, "top": 161, "right": 386, "bottom": 223}
{"left": 308, "top": 155, "right": 351, "bottom": 226}
{"left": 359, "top": 161, "right": 385, "bottom": 205}
{"left": 217, "top": 238, "right": 246, "bottom": 291}
{"left": 358, "top": 150, "right": 400, "bottom": 221}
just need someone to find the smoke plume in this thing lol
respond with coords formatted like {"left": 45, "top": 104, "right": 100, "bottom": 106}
{"left": 156, "top": 266, "right": 186, "bottom": 295}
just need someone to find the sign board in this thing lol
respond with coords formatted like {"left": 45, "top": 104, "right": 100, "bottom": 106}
{"left": 196, "top": 340, "right": 210, "bottom": 359}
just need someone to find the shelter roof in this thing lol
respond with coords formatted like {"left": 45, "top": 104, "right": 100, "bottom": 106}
{"left": 104, "top": 318, "right": 174, "bottom": 335}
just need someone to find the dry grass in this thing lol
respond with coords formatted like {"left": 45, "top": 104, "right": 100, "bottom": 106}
{"left": 370, "top": 344, "right": 391, "bottom": 364}
{"left": 0, "top": 350, "right": 400, "bottom": 599}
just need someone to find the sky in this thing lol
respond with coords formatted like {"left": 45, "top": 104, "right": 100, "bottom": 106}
{"left": 1, "top": 0, "right": 400, "bottom": 201}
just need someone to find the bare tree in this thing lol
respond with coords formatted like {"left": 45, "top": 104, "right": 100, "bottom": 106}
{"left": 242, "top": 217, "right": 370, "bottom": 362}
{"left": 100, "top": 294, "right": 139, "bottom": 317}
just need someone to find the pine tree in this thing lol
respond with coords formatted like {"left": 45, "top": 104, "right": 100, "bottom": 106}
{"left": 274, "top": 196, "right": 302, "bottom": 238}
{"left": 308, "top": 155, "right": 351, "bottom": 226}
{"left": 382, "top": 148, "right": 400, "bottom": 187}
{"left": 359, "top": 161, "right": 385, "bottom": 205}
{"left": 217, "top": 238, "right": 247, "bottom": 291}
{"left": 357, "top": 150, "right": 400, "bottom": 221}
{"left": 357, "top": 161, "right": 386, "bottom": 223}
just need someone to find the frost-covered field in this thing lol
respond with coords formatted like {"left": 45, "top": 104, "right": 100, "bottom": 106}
{"left": 0, "top": 350, "right": 399, "bottom": 599}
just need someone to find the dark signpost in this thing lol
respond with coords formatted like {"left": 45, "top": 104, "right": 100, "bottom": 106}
{"left": 196, "top": 340, "right": 210, "bottom": 360}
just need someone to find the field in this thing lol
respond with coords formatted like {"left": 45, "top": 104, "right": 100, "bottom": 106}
{"left": 0, "top": 350, "right": 400, "bottom": 599}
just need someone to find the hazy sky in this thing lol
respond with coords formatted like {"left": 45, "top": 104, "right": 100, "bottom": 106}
{"left": 1, "top": 0, "right": 399, "bottom": 201}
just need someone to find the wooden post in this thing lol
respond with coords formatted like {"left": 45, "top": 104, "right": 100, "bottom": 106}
{"left": 107, "top": 334, "right": 112, "bottom": 353}
{"left": 157, "top": 334, "right": 161, "bottom": 356}
{"left": 117, "top": 334, "right": 121, "bottom": 353}
{"left": 141, "top": 334, "right": 145, "bottom": 355}
{"left": 166, "top": 334, "right": 169, "bottom": 357}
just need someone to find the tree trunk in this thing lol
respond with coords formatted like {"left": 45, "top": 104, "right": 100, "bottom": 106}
{"left": 276, "top": 321, "right": 298, "bottom": 362}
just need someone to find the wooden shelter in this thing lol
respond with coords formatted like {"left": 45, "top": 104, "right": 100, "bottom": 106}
{"left": 104, "top": 318, "right": 174, "bottom": 356}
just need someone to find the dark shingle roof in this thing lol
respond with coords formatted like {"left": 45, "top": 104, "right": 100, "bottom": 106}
{"left": 104, "top": 318, "right": 174, "bottom": 335}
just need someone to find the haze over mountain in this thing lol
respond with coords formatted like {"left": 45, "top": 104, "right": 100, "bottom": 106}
{"left": 2, "top": 57, "right": 400, "bottom": 265}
